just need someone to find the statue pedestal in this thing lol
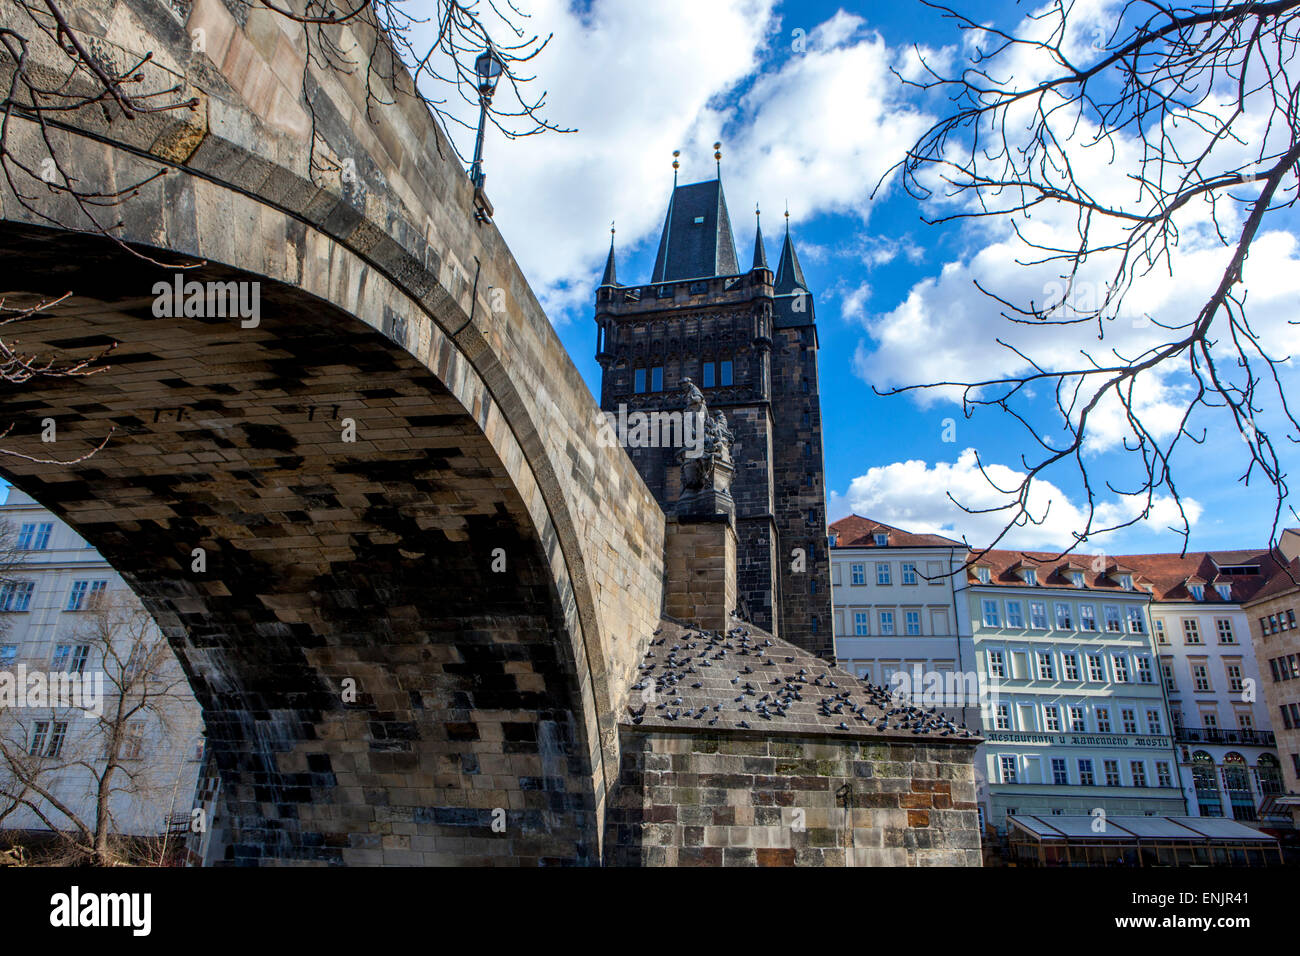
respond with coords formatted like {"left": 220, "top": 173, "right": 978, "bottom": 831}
{"left": 664, "top": 514, "right": 737, "bottom": 634}
{"left": 676, "top": 459, "right": 734, "bottom": 519}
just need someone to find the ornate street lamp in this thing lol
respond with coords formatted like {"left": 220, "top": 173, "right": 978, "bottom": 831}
{"left": 468, "top": 47, "right": 504, "bottom": 192}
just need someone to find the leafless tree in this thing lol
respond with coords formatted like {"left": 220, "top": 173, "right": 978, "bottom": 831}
{"left": 881, "top": 0, "right": 1300, "bottom": 559}
{"left": 0, "top": 592, "right": 198, "bottom": 866}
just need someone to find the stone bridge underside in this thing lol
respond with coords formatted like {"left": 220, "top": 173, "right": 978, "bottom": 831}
{"left": 0, "top": 229, "right": 611, "bottom": 864}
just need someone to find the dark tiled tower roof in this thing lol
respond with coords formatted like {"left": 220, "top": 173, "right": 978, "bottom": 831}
{"left": 651, "top": 180, "right": 740, "bottom": 282}
{"left": 752, "top": 212, "right": 769, "bottom": 271}
{"left": 774, "top": 224, "right": 807, "bottom": 294}
{"left": 600, "top": 234, "right": 618, "bottom": 287}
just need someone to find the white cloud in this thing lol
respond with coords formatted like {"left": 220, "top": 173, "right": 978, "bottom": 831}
{"left": 447, "top": 3, "right": 933, "bottom": 321}
{"left": 835, "top": 448, "right": 1202, "bottom": 550}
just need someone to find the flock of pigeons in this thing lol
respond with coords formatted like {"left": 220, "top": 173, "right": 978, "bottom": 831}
{"left": 625, "top": 616, "right": 977, "bottom": 740}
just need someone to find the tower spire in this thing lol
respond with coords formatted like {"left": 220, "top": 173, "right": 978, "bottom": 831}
{"left": 600, "top": 221, "right": 618, "bottom": 287}
{"left": 775, "top": 205, "right": 807, "bottom": 295}
{"left": 752, "top": 204, "right": 769, "bottom": 271}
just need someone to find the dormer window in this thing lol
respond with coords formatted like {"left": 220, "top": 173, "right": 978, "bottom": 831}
{"left": 1070, "top": 571, "right": 1085, "bottom": 588}
{"left": 828, "top": 533, "right": 838, "bottom": 548}
{"left": 874, "top": 533, "right": 888, "bottom": 547}
{"left": 975, "top": 567, "right": 991, "bottom": 584}
{"left": 1023, "top": 569, "right": 1037, "bottom": 586}
{"left": 1215, "top": 583, "right": 1231, "bottom": 601}
{"left": 1118, "top": 574, "right": 1133, "bottom": 590}
{"left": 1189, "top": 584, "right": 1204, "bottom": 601}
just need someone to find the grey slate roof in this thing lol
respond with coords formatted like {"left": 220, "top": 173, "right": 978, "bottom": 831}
{"left": 650, "top": 180, "right": 740, "bottom": 282}
{"left": 774, "top": 227, "right": 807, "bottom": 294}
{"left": 600, "top": 237, "right": 618, "bottom": 287}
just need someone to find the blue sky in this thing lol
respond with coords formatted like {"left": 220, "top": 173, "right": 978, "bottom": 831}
{"left": 464, "top": 0, "right": 1300, "bottom": 557}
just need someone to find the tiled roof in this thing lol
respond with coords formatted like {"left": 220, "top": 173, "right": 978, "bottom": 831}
{"left": 966, "top": 549, "right": 1145, "bottom": 592}
{"left": 1242, "top": 556, "right": 1300, "bottom": 605}
{"left": 829, "top": 514, "right": 965, "bottom": 549}
{"left": 1120, "top": 551, "right": 1278, "bottom": 603}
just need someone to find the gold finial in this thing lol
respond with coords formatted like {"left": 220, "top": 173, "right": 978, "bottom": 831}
{"left": 672, "top": 149, "right": 680, "bottom": 186}
{"left": 755, "top": 202, "right": 761, "bottom": 221}
{"left": 714, "top": 141, "right": 722, "bottom": 161}
{"left": 611, "top": 220, "right": 616, "bottom": 238}
{"left": 784, "top": 201, "right": 790, "bottom": 232}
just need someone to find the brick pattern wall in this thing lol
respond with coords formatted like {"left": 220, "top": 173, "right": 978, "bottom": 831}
{"left": 663, "top": 517, "right": 737, "bottom": 633}
{"left": 606, "top": 729, "right": 982, "bottom": 866}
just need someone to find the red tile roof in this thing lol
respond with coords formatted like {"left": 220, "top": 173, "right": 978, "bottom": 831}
{"left": 1120, "top": 551, "right": 1279, "bottom": 603}
{"left": 828, "top": 515, "right": 965, "bottom": 549}
{"left": 966, "top": 549, "right": 1142, "bottom": 592}
{"left": 1241, "top": 556, "right": 1300, "bottom": 605}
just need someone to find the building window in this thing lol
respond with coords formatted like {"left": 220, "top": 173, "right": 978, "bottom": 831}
{"left": 1078, "top": 759, "right": 1095, "bottom": 786}
{"left": 1215, "top": 583, "right": 1232, "bottom": 600}
{"left": 876, "top": 563, "right": 891, "bottom": 586}
{"left": 1054, "top": 602, "right": 1072, "bottom": 630}
{"left": 1146, "top": 709, "right": 1163, "bottom": 734}
{"left": 1154, "top": 619, "right": 1167, "bottom": 644}
{"left": 999, "top": 755, "right": 1018, "bottom": 784}
{"left": 901, "top": 563, "right": 917, "bottom": 585}
{"left": 1126, "top": 607, "right": 1146, "bottom": 633}
{"left": 16, "top": 522, "right": 53, "bottom": 550}
{"left": 651, "top": 366, "right": 664, "bottom": 392}
{"left": 720, "top": 360, "right": 733, "bottom": 386}
{"left": 29, "top": 720, "right": 68, "bottom": 758}
{"left": 1189, "top": 584, "right": 1205, "bottom": 601}
{"left": 701, "top": 362, "right": 715, "bottom": 387}
{"left": 1029, "top": 601, "right": 1048, "bottom": 629}
{"left": 1070, "top": 571, "right": 1085, "bottom": 588}
{"left": 987, "top": 651, "right": 1006, "bottom": 679}
{"left": 51, "top": 644, "right": 90, "bottom": 674}
{"left": 982, "top": 600, "right": 1000, "bottom": 628}
{"left": 853, "top": 612, "right": 869, "bottom": 636}
{"left": 1216, "top": 619, "right": 1236, "bottom": 644}
{"left": 0, "top": 581, "right": 35, "bottom": 612}
{"left": 0, "top": 645, "right": 16, "bottom": 668}
{"left": 1051, "top": 758, "right": 1069, "bottom": 785}
{"left": 974, "top": 566, "right": 991, "bottom": 584}
{"left": 1079, "top": 604, "right": 1097, "bottom": 631}
{"left": 1136, "top": 657, "right": 1153, "bottom": 684}
{"left": 1112, "top": 656, "right": 1130, "bottom": 683}
{"left": 850, "top": 563, "right": 865, "bottom": 585}
{"left": 1069, "top": 705, "right": 1086, "bottom": 732}
{"left": 634, "top": 368, "right": 647, "bottom": 393}
{"left": 874, "top": 533, "right": 888, "bottom": 547}
{"left": 1156, "top": 761, "right": 1173, "bottom": 788}
{"left": 1104, "top": 759, "right": 1122, "bottom": 787}
{"left": 1192, "top": 663, "right": 1211, "bottom": 692}
{"left": 1044, "top": 705, "right": 1061, "bottom": 732}
{"left": 1225, "top": 662, "right": 1244, "bottom": 694}
{"left": 1087, "top": 654, "right": 1106, "bottom": 682}
{"left": 1121, "top": 708, "right": 1138, "bottom": 734}
{"left": 1096, "top": 707, "right": 1112, "bottom": 732}
{"left": 1005, "top": 600, "right": 1024, "bottom": 628}
{"left": 1161, "top": 660, "right": 1176, "bottom": 692}
{"left": 1183, "top": 619, "right": 1202, "bottom": 644}
{"left": 1103, "top": 606, "right": 1122, "bottom": 633}
{"left": 904, "top": 611, "right": 922, "bottom": 636}
{"left": 65, "top": 580, "right": 107, "bottom": 612}
{"left": 1023, "top": 568, "right": 1037, "bottom": 586}
{"left": 995, "top": 703, "right": 1011, "bottom": 730}
{"left": 1118, "top": 574, "right": 1133, "bottom": 590}
{"left": 1037, "top": 652, "right": 1055, "bottom": 680}
{"left": 1130, "top": 761, "right": 1147, "bottom": 787}
{"left": 1063, "top": 653, "right": 1080, "bottom": 681}
{"left": 879, "top": 611, "right": 895, "bottom": 636}
{"left": 120, "top": 722, "right": 146, "bottom": 761}
{"left": 810, "top": 616, "right": 819, "bottom": 634}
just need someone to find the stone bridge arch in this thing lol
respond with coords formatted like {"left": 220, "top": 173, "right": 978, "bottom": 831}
{"left": 0, "top": 0, "right": 664, "bottom": 864}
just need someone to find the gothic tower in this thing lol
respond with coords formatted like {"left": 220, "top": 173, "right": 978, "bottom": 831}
{"left": 594, "top": 151, "right": 833, "bottom": 657}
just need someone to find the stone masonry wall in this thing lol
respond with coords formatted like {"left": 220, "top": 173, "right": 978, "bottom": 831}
{"left": 606, "top": 729, "right": 983, "bottom": 866}
{"left": 663, "top": 517, "right": 737, "bottom": 634}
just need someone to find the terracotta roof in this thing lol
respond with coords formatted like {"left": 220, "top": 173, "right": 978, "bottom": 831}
{"left": 1242, "top": 556, "right": 1300, "bottom": 606}
{"left": 966, "top": 549, "right": 1146, "bottom": 592}
{"left": 1120, "top": 551, "right": 1278, "bottom": 603}
{"left": 829, "top": 515, "right": 965, "bottom": 549}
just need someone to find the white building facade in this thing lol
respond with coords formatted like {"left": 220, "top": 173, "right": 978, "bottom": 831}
{"left": 1125, "top": 551, "right": 1289, "bottom": 827}
{"left": 828, "top": 517, "right": 977, "bottom": 727}
{"left": 0, "top": 487, "right": 204, "bottom": 842}
{"left": 968, "top": 552, "right": 1184, "bottom": 831}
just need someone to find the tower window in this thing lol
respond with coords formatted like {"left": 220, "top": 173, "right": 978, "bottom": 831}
{"left": 651, "top": 367, "right": 664, "bottom": 392}
{"left": 801, "top": 378, "right": 810, "bottom": 394}
{"left": 634, "top": 369, "right": 646, "bottom": 393}
{"left": 702, "top": 362, "right": 715, "bottom": 387}
{"left": 720, "top": 360, "right": 733, "bottom": 386}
